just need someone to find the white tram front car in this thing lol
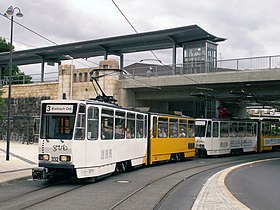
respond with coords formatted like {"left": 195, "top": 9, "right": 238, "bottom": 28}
{"left": 195, "top": 118, "right": 258, "bottom": 156}
{"left": 32, "top": 99, "right": 148, "bottom": 180}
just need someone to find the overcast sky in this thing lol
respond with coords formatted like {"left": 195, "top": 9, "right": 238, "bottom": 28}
{"left": 1, "top": 0, "right": 280, "bottom": 76}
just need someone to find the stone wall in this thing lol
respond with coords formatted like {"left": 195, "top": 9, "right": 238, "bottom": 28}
{"left": 1, "top": 82, "right": 58, "bottom": 99}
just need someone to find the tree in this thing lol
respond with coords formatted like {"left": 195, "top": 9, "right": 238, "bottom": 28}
{"left": 0, "top": 37, "right": 32, "bottom": 84}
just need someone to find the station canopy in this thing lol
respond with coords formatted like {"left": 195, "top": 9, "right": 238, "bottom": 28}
{"left": 0, "top": 24, "right": 225, "bottom": 66}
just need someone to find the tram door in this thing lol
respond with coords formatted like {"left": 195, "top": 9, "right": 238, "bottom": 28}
{"left": 211, "top": 121, "right": 220, "bottom": 151}
{"left": 73, "top": 104, "right": 87, "bottom": 168}
{"left": 85, "top": 106, "right": 100, "bottom": 167}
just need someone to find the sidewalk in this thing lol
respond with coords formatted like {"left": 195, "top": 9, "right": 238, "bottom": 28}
{"left": 0, "top": 140, "right": 38, "bottom": 184}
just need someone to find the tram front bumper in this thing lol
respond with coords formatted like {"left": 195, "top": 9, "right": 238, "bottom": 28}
{"left": 32, "top": 167, "right": 48, "bottom": 180}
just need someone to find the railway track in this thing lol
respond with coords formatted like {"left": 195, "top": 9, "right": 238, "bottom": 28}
{"left": 0, "top": 152, "right": 279, "bottom": 210}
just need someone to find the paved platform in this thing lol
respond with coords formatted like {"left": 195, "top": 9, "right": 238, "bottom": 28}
{"left": 0, "top": 140, "right": 250, "bottom": 209}
{"left": 0, "top": 140, "right": 37, "bottom": 184}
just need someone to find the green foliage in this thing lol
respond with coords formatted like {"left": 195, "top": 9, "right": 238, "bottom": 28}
{"left": 0, "top": 37, "right": 32, "bottom": 84}
{"left": 0, "top": 37, "right": 12, "bottom": 53}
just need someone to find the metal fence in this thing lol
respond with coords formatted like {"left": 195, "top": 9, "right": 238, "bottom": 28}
{"left": 125, "top": 55, "right": 280, "bottom": 78}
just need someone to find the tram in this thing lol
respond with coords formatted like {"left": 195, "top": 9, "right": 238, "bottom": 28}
{"left": 258, "top": 119, "right": 280, "bottom": 152}
{"left": 148, "top": 113, "right": 195, "bottom": 164}
{"left": 195, "top": 118, "right": 258, "bottom": 156}
{"left": 32, "top": 99, "right": 196, "bottom": 180}
{"left": 195, "top": 118, "right": 280, "bottom": 156}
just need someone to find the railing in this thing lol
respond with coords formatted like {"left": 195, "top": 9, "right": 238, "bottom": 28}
{"left": 2, "top": 71, "right": 58, "bottom": 85}
{"left": 1, "top": 54, "right": 280, "bottom": 84}
{"left": 124, "top": 55, "right": 280, "bottom": 78}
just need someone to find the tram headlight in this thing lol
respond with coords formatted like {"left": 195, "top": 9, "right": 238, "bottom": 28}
{"left": 59, "top": 155, "right": 71, "bottom": 162}
{"left": 39, "top": 154, "right": 50, "bottom": 161}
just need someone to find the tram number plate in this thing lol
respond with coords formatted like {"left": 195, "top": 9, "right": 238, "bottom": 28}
{"left": 51, "top": 157, "right": 59, "bottom": 162}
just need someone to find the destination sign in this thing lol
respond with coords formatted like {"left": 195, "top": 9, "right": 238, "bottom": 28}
{"left": 46, "top": 104, "right": 74, "bottom": 113}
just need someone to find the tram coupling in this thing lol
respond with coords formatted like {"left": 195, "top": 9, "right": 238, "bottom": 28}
{"left": 32, "top": 167, "right": 48, "bottom": 180}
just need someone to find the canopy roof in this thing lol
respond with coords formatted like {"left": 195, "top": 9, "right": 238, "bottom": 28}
{"left": 0, "top": 24, "right": 225, "bottom": 66}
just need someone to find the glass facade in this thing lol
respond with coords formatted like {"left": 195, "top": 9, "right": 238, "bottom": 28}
{"left": 183, "top": 41, "right": 217, "bottom": 74}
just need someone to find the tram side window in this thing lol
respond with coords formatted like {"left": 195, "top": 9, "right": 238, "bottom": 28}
{"left": 220, "top": 122, "right": 229, "bottom": 137}
{"left": 206, "top": 122, "right": 211, "bottom": 137}
{"left": 230, "top": 123, "right": 238, "bottom": 137}
{"left": 277, "top": 123, "right": 280, "bottom": 135}
{"left": 75, "top": 105, "right": 86, "bottom": 140}
{"left": 264, "top": 124, "right": 271, "bottom": 136}
{"left": 158, "top": 117, "right": 168, "bottom": 138}
{"left": 246, "top": 123, "right": 255, "bottom": 137}
{"left": 87, "top": 107, "right": 99, "bottom": 140}
{"left": 169, "top": 118, "right": 178, "bottom": 138}
{"left": 126, "top": 113, "right": 135, "bottom": 139}
{"left": 179, "top": 119, "right": 187, "bottom": 138}
{"left": 136, "top": 114, "right": 144, "bottom": 138}
{"left": 115, "top": 111, "right": 125, "bottom": 139}
{"left": 271, "top": 124, "right": 277, "bottom": 135}
{"left": 238, "top": 123, "right": 246, "bottom": 137}
{"left": 144, "top": 115, "right": 147, "bottom": 138}
{"left": 152, "top": 116, "right": 157, "bottom": 138}
{"left": 212, "top": 122, "right": 219, "bottom": 137}
{"left": 101, "top": 109, "right": 114, "bottom": 140}
{"left": 188, "top": 120, "right": 195, "bottom": 137}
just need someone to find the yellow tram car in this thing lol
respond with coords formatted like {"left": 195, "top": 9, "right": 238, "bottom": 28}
{"left": 147, "top": 113, "right": 196, "bottom": 165}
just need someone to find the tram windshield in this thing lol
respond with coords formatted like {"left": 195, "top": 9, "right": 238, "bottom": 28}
{"left": 195, "top": 120, "right": 207, "bottom": 137}
{"left": 40, "top": 103, "right": 77, "bottom": 140}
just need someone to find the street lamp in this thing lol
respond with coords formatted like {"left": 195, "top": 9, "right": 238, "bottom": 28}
{"left": 4, "top": 6, "right": 23, "bottom": 161}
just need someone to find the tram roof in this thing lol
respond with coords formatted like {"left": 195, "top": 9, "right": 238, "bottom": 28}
{"left": 0, "top": 25, "right": 225, "bottom": 66}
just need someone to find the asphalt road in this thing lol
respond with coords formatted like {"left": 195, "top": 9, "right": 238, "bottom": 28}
{"left": 226, "top": 158, "right": 280, "bottom": 210}
{"left": 1, "top": 152, "right": 280, "bottom": 210}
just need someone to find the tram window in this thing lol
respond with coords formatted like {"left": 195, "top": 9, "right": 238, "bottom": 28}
{"left": 264, "top": 124, "right": 270, "bottom": 136}
{"left": 188, "top": 120, "right": 195, "bottom": 137}
{"left": 126, "top": 113, "right": 135, "bottom": 139}
{"left": 144, "top": 115, "right": 147, "bottom": 138}
{"left": 136, "top": 114, "right": 144, "bottom": 138}
{"left": 220, "top": 122, "right": 229, "bottom": 137}
{"left": 179, "top": 119, "right": 187, "bottom": 138}
{"left": 238, "top": 123, "right": 246, "bottom": 137}
{"left": 158, "top": 117, "right": 168, "bottom": 138}
{"left": 115, "top": 111, "right": 125, "bottom": 139}
{"left": 101, "top": 109, "right": 114, "bottom": 140}
{"left": 271, "top": 124, "right": 277, "bottom": 135}
{"left": 277, "top": 123, "right": 280, "bottom": 135}
{"left": 169, "top": 118, "right": 178, "bottom": 138}
{"left": 230, "top": 123, "right": 238, "bottom": 137}
{"left": 195, "top": 120, "right": 207, "bottom": 137}
{"left": 213, "top": 122, "right": 219, "bottom": 137}
{"left": 152, "top": 116, "right": 157, "bottom": 138}
{"left": 206, "top": 122, "right": 211, "bottom": 137}
{"left": 246, "top": 123, "right": 255, "bottom": 137}
{"left": 75, "top": 104, "right": 86, "bottom": 140}
{"left": 87, "top": 107, "right": 99, "bottom": 140}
